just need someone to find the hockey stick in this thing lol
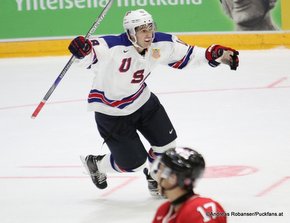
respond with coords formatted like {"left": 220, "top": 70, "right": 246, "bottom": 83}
{"left": 31, "top": 0, "right": 114, "bottom": 119}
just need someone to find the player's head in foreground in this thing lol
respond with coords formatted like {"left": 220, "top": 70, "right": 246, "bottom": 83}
{"left": 151, "top": 147, "right": 205, "bottom": 198}
{"left": 123, "top": 9, "right": 156, "bottom": 50}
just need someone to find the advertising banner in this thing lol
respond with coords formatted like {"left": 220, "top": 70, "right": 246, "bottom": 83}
{"left": 0, "top": 0, "right": 284, "bottom": 40}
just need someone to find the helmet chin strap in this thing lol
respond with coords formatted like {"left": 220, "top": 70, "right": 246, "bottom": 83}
{"left": 131, "top": 37, "right": 144, "bottom": 50}
{"left": 126, "top": 30, "right": 155, "bottom": 51}
{"left": 126, "top": 31, "right": 144, "bottom": 49}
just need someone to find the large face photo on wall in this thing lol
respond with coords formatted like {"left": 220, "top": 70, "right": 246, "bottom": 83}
{"left": 219, "top": 0, "right": 279, "bottom": 31}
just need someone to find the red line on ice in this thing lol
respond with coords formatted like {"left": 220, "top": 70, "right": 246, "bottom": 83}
{"left": 1, "top": 85, "right": 290, "bottom": 111}
{"left": 266, "top": 77, "right": 288, "bottom": 88}
{"left": 256, "top": 176, "right": 290, "bottom": 197}
{"left": 0, "top": 175, "right": 139, "bottom": 180}
{"left": 100, "top": 176, "right": 139, "bottom": 198}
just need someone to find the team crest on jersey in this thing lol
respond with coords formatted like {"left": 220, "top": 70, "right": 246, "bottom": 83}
{"left": 152, "top": 48, "right": 160, "bottom": 59}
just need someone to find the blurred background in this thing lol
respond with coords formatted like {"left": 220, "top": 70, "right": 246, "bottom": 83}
{"left": 0, "top": 0, "right": 289, "bottom": 57}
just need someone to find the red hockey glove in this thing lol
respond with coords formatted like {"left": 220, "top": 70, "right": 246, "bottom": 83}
{"left": 68, "top": 36, "right": 92, "bottom": 59}
{"left": 206, "top": 44, "right": 239, "bottom": 70}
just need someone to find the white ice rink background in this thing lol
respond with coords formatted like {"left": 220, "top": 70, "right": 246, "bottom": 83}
{"left": 0, "top": 49, "right": 290, "bottom": 222}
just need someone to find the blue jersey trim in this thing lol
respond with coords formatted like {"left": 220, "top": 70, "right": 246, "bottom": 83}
{"left": 153, "top": 32, "right": 173, "bottom": 43}
{"left": 100, "top": 33, "right": 132, "bottom": 48}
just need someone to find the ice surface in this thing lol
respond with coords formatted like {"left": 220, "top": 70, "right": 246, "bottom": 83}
{"left": 0, "top": 49, "right": 290, "bottom": 222}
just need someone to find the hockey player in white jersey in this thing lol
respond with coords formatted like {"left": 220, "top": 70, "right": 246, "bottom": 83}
{"left": 68, "top": 9, "right": 239, "bottom": 197}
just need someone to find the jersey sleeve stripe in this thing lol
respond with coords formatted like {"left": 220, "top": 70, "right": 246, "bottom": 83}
{"left": 168, "top": 46, "right": 194, "bottom": 69}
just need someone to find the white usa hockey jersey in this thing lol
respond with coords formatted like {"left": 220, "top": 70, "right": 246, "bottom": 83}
{"left": 76, "top": 32, "right": 209, "bottom": 116}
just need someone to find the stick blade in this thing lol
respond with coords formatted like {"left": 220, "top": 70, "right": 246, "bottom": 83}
{"left": 31, "top": 101, "right": 46, "bottom": 119}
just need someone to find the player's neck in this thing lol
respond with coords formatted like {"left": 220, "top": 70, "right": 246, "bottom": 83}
{"left": 135, "top": 46, "right": 147, "bottom": 55}
{"left": 166, "top": 188, "right": 190, "bottom": 203}
{"left": 170, "top": 190, "right": 194, "bottom": 212}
